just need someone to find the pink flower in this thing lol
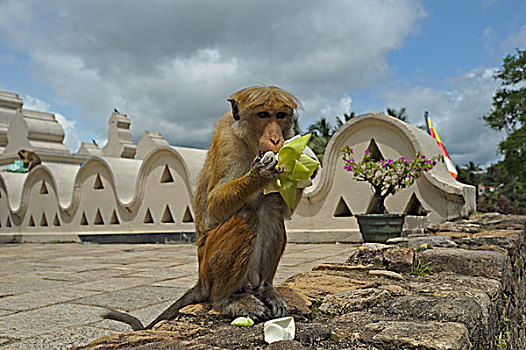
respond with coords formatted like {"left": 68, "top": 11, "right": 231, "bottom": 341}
{"left": 340, "top": 147, "right": 441, "bottom": 202}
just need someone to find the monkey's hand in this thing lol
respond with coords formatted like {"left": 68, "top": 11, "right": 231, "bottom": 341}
{"left": 250, "top": 152, "right": 283, "bottom": 181}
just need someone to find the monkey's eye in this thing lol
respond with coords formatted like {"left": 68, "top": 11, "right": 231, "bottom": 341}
{"left": 276, "top": 112, "right": 288, "bottom": 119}
{"left": 258, "top": 111, "right": 271, "bottom": 119}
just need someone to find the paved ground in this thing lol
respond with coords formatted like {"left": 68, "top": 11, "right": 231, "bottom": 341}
{"left": 0, "top": 242, "right": 357, "bottom": 349}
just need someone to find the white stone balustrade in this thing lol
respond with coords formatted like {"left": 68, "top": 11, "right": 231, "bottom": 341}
{"left": 0, "top": 91, "right": 475, "bottom": 243}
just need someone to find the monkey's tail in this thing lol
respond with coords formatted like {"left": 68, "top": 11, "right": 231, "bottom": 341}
{"left": 144, "top": 283, "right": 207, "bottom": 329}
{"left": 102, "top": 310, "right": 145, "bottom": 331}
{"left": 102, "top": 283, "right": 208, "bottom": 331}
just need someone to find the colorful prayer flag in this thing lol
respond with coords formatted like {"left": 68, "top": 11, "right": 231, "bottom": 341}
{"left": 424, "top": 111, "right": 458, "bottom": 179}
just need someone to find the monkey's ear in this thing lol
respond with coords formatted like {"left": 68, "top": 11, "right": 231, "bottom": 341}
{"left": 227, "top": 98, "right": 240, "bottom": 121}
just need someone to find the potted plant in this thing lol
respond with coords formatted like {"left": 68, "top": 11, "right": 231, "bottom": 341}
{"left": 340, "top": 146, "right": 442, "bottom": 242}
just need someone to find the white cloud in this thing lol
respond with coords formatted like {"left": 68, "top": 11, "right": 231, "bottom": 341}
{"left": 482, "top": 0, "right": 498, "bottom": 8}
{"left": 19, "top": 93, "right": 85, "bottom": 153}
{"left": 482, "top": 27, "right": 496, "bottom": 55}
{"left": 1, "top": 1, "right": 509, "bottom": 169}
{"left": 382, "top": 67, "right": 504, "bottom": 167}
{"left": 301, "top": 95, "right": 353, "bottom": 128}
{"left": 21, "top": 94, "right": 51, "bottom": 111}
{"left": 0, "top": 0, "right": 426, "bottom": 148}
{"left": 54, "top": 113, "right": 83, "bottom": 153}
{"left": 502, "top": 25, "right": 526, "bottom": 52}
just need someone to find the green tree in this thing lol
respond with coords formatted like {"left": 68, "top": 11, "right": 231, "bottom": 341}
{"left": 481, "top": 49, "right": 526, "bottom": 213}
{"left": 335, "top": 112, "right": 356, "bottom": 127}
{"left": 386, "top": 107, "right": 408, "bottom": 121}
{"left": 482, "top": 161, "right": 506, "bottom": 187}
{"left": 292, "top": 114, "right": 301, "bottom": 135}
{"left": 483, "top": 49, "right": 526, "bottom": 182}
{"left": 456, "top": 161, "right": 482, "bottom": 200}
{"left": 461, "top": 162, "right": 482, "bottom": 186}
{"left": 477, "top": 161, "right": 526, "bottom": 214}
{"left": 306, "top": 112, "right": 359, "bottom": 163}
{"left": 308, "top": 117, "right": 333, "bottom": 138}
{"left": 307, "top": 117, "right": 334, "bottom": 163}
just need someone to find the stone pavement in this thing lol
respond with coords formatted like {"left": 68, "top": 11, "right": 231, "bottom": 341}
{"left": 0, "top": 242, "right": 356, "bottom": 350}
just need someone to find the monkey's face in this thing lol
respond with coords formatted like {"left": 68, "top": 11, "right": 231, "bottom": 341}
{"left": 18, "top": 150, "right": 26, "bottom": 159}
{"left": 249, "top": 106, "right": 293, "bottom": 155}
{"left": 228, "top": 86, "right": 300, "bottom": 155}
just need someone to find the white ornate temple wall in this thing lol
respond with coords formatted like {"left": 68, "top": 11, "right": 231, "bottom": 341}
{"left": 0, "top": 91, "right": 475, "bottom": 243}
{"left": 287, "top": 113, "right": 476, "bottom": 242}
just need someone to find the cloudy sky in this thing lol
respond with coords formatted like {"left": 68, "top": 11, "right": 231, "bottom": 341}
{"left": 0, "top": 0, "right": 524, "bottom": 167}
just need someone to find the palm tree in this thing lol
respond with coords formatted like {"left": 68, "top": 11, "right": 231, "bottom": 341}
{"left": 464, "top": 162, "right": 482, "bottom": 185}
{"left": 457, "top": 162, "right": 482, "bottom": 187}
{"left": 307, "top": 118, "right": 334, "bottom": 163}
{"left": 416, "top": 124, "right": 428, "bottom": 131}
{"left": 308, "top": 117, "right": 333, "bottom": 138}
{"left": 335, "top": 112, "right": 356, "bottom": 128}
{"left": 292, "top": 115, "right": 301, "bottom": 135}
{"left": 386, "top": 107, "right": 408, "bottom": 121}
{"left": 306, "top": 113, "right": 358, "bottom": 163}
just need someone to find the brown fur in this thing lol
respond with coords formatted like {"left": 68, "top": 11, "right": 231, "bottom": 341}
{"left": 103, "top": 86, "right": 302, "bottom": 330}
{"left": 18, "top": 149, "right": 41, "bottom": 172}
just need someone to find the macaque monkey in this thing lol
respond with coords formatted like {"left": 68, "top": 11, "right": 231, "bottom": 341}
{"left": 103, "top": 86, "right": 304, "bottom": 330}
{"left": 18, "top": 149, "right": 41, "bottom": 172}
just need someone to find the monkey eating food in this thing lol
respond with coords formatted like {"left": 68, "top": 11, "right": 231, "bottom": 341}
{"left": 103, "top": 86, "right": 315, "bottom": 330}
{"left": 18, "top": 149, "right": 42, "bottom": 172}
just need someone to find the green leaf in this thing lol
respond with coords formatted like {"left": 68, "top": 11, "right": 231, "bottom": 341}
{"left": 263, "top": 177, "right": 281, "bottom": 195}
{"left": 279, "top": 179, "right": 298, "bottom": 210}
{"left": 231, "top": 316, "right": 255, "bottom": 327}
{"left": 298, "top": 153, "right": 320, "bottom": 172}
{"left": 277, "top": 134, "right": 312, "bottom": 166}
{"left": 265, "top": 133, "right": 320, "bottom": 210}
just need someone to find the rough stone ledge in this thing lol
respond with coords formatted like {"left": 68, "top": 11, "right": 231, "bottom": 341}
{"left": 76, "top": 214, "right": 526, "bottom": 350}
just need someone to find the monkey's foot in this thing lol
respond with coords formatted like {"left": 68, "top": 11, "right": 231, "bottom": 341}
{"left": 217, "top": 293, "right": 270, "bottom": 322}
{"left": 259, "top": 284, "right": 288, "bottom": 318}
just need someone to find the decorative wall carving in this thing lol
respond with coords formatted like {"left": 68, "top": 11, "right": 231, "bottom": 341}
{"left": 0, "top": 92, "right": 475, "bottom": 243}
